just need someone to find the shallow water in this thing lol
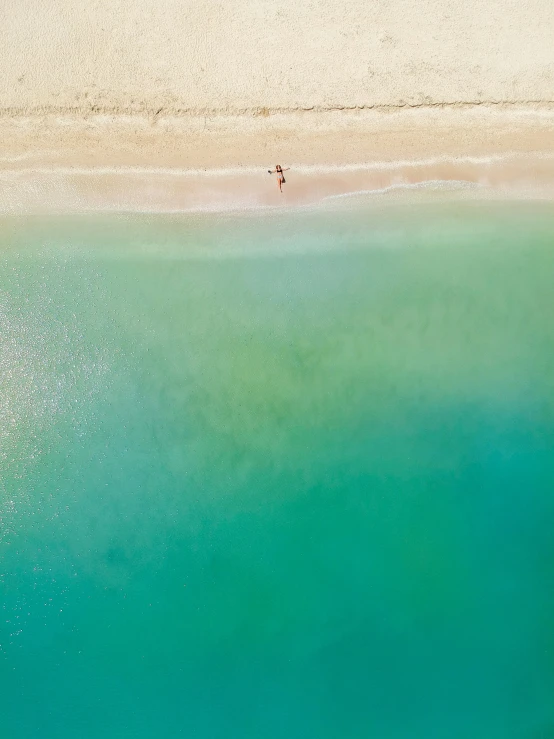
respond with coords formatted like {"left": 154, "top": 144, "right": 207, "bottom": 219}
{"left": 1, "top": 202, "right": 554, "bottom": 739}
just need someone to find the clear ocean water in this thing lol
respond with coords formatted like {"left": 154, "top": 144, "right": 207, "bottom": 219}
{"left": 1, "top": 201, "right": 554, "bottom": 739}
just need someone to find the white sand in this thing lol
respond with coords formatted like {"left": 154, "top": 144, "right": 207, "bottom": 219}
{"left": 2, "top": 0, "right": 554, "bottom": 211}
{"left": 4, "top": 0, "right": 554, "bottom": 113}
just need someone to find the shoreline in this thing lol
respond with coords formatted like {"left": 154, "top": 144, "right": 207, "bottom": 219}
{"left": 2, "top": 155, "right": 554, "bottom": 215}
{"left": 2, "top": 107, "right": 554, "bottom": 213}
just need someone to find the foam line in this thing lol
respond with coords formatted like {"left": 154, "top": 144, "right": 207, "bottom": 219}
{"left": 1, "top": 151, "right": 554, "bottom": 178}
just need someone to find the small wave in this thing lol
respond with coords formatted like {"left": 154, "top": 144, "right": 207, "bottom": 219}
{"left": 321, "top": 179, "right": 483, "bottom": 202}
{"left": 2, "top": 151, "right": 554, "bottom": 178}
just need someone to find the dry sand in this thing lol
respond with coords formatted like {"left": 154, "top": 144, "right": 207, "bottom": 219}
{"left": 2, "top": 0, "right": 554, "bottom": 212}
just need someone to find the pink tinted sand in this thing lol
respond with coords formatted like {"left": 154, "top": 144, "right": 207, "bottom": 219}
{"left": 1, "top": 108, "right": 554, "bottom": 213}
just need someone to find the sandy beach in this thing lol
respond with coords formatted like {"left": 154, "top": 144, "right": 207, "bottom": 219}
{"left": 2, "top": 0, "right": 554, "bottom": 211}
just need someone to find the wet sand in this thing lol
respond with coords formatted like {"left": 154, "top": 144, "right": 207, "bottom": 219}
{"left": 2, "top": 107, "right": 554, "bottom": 213}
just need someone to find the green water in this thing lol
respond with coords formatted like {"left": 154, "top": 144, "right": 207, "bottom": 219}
{"left": 1, "top": 202, "right": 554, "bottom": 739}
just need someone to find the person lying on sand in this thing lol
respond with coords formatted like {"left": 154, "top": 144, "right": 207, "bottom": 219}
{"left": 268, "top": 164, "right": 290, "bottom": 193}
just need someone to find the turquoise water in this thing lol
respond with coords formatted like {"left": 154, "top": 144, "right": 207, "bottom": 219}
{"left": 1, "top": 202, "right": 554, "bottom": 739}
